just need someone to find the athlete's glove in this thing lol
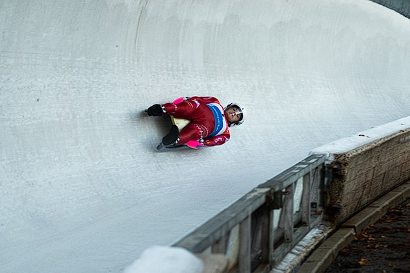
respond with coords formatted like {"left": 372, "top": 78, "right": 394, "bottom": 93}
{"left": 172, "top": 97, "right": 185, "bottom": 104}
{"left": 185, "top": 140, "right": 205, "bottom": 149}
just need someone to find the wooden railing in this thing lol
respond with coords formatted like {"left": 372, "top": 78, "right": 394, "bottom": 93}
{"left": 173, "top": 154, "right": 326, "bottom": 272}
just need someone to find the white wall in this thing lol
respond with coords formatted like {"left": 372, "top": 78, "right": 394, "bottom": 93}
{"left": 1, "top": 0, "right": 410, "bottom": 272}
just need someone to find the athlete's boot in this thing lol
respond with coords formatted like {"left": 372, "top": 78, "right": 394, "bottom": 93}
{"left": 162, "top": 125, "right": 179, "bottom": 145}
{"left": 146, "top": 104, "right": 164, "bottom": 116}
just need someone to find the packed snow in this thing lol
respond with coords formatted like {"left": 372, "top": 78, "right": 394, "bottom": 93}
{"left": 311, "top": 116, "right": 410, "bottom": 160}
{"left": 123, "top": 246, "right": 203, "bottom": 273}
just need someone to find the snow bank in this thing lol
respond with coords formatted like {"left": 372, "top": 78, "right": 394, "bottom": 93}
{"left": 310, "top": 116, "right": 410, "bottom": 160}
{"left": 124, "top": 246, "right": 204, "bottom": 273}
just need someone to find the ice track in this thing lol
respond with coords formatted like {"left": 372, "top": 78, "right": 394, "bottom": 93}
{"left": 1, "top": 0, "right": 410, "bottom": 272}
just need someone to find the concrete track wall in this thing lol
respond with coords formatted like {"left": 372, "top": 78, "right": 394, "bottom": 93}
{"left": 312, "top": 117, "right": 410, "bottom": 224}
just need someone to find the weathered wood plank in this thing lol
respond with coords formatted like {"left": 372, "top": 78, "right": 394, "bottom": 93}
{"left": 239, "top": 217, "right": 251, "bottom": 273}
{"left": 174, "top": 188, "right": 269, "bottom": 253}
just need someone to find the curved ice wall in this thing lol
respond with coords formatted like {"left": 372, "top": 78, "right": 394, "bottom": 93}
{"left": 1, "top": 0, "right": 410, "bottom": 272}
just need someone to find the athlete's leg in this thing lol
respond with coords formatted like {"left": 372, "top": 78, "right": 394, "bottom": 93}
{"left": 175, "top": 123, "right": 203, "bottom": 145}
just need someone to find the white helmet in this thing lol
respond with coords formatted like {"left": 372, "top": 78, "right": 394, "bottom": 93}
{"left": 225, "top": 103, "right": 245, "bottom": 126}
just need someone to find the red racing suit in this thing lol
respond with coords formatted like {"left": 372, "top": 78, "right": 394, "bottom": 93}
{"left": 162, "top": 97, "right": 230, "bottom": 146}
